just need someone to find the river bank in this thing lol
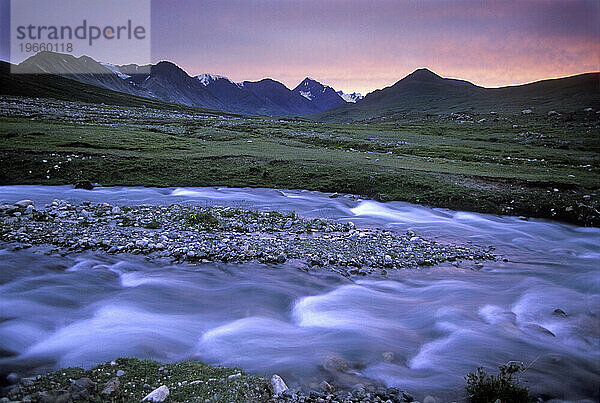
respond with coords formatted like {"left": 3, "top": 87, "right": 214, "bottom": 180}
{"left": 2, "top": 357, "right": 418, "bottom": 403}
{"left": 1, "top": 96, "right": 598, "bottom": 226}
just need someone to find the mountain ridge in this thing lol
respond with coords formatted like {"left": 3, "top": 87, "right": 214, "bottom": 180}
{"left": 11, "top": 52, "right": 352, "bottom": 116}
{"left": 7, "top": 52, "right": 600, "bottom": 120}
{"left": 315, "top": 69, "right": 599, "bottom": 122}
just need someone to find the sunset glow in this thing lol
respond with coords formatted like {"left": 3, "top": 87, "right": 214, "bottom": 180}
{"left": 150, "top": 0, "right": 600, "bottom": 94}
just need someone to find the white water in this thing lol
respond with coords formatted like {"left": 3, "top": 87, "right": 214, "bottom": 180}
{"left": 0, "top": 186, "right": 598, "bottom": 401}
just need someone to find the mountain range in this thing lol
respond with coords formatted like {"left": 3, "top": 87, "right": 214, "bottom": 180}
{"left": 4, "top": 51, "right": 599, "bottom": 121}
{"left": 11, "top": 52, "right": 352, "bottom": 116}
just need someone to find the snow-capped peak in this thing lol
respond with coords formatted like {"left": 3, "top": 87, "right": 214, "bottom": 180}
{"left": 195, "top": 73, "right": 237, "bottom": 86}
{"left": 337, "top": 90, "right": 364, "bottom": 103}
{"left": 99, "top": 62, "right": 131, "bottom": 80}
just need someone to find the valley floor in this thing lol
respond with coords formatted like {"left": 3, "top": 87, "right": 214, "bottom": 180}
{"left": 0, "top": 96, "right": 598, "bottom": 226}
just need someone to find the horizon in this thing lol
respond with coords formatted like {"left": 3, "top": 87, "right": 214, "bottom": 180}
{"left": 1, "top": 0, "right": 599, "bottom": 94}
{"left": 10, "top": 50, "right": 600, "bottom": 97}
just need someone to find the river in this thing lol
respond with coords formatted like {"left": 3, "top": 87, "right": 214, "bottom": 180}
{"left": 0, "top": 186, "right": 598, "bottom": 401}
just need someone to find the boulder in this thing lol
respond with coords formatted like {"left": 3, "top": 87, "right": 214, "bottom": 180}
{"left": 323, "top": 355, "right": 350, "bottom": 373}
{"left": 142, "top": 385, "right": 169, "bottom": 402}
{"left": 319, "top": 380, "right": 335, "bottom": 393}
{"left": 553, "top": 308, "right": 568, "bottom": 318}
{"left": 270, "top": 374, "right": 288, "bottom": 396}
{"left": 276, "top": 253, "right": 287, "bottom": 263}
{"left": 74, "top": 180, "right": 94, "bottom": 190}
{"left": 69, "top": 377, "right": 96, "bottom": 400}
{"left": 101, "top": 377, "right": 120, "bottom": 395}
{"left": 36, "top": 390, "right": 71, "bottom": 403}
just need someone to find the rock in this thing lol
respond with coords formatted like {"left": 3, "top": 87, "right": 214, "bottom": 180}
{"left": 477, "top": 118, "right": 486, "bottom": 123}
{"left": 69, "top": 377, "right": 96, "bottom": 400}
{"left": 6, "top": 373, "right": 19, "bottom": 384}
{"left": 270, "top": 374, "right": 288, "bottom": 396}
{"left": 20, "top": 377, "right": 36, "bottom": 386}
{"left": 351, "top": 384, "right": 365, "bottom": 396}
{"left": 101, "top": 377, "right": 120, "bottom": 395}
{"left": 116, "top": 369, "right": 126, "bottom": 377}
{"left": 276, "top": 253, "right": 287, "bottom": 264}
{"left": 382, "top": 351, "right": 395, "bottom": 362}
{"left": 36, "top": 390, "right": 71, "bottom": 403}
{"left": 228, "top": 373, "right": 241, "bottom": 379}
{"left": 112, "top": 206, "right": 122, "bottom": 214}
{"left": 553, "top": 308, "right": 568, "bottom": 318}
{"left": 584, "top": 107, "right": 593, "bottom": 112}
{"left": 521, "top": 109, "right": 533, "bottom": 114}
{"left": 323, "top": 356, "right": 350, "bottom": 373}
{"left": 74, "top": 180, "right": 94, "bottom": 190}
{"left": 329, "top": 192, "right": 340, "bottom": 198}
{"left": 547, "top": 110, "right": 558, "bottom": 116}
{"left": 319, "top": 380, "right": 335, "bottom": 393}
{"left": 14, "top": 200, "right": 34, "bottom": 208}
{"left": 142, "top": 385, "right": 169, "bottom": 402}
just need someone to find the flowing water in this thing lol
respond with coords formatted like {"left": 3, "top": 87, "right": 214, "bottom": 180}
{"left": 0, "top": 186, "right": 598, "bottom": 401}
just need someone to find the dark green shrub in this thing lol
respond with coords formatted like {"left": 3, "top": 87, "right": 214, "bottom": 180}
{"left": 187, "top": 211, "right": 219, "bottom": 229}
{"left": 143, "top": 219, "right": 162, "bottom": 229}
{"left": 465, "top": 362, "right": 533, "bottom": 403}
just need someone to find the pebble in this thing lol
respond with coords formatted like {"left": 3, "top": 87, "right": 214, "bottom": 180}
{"left": 0, "top": 202, "right": 494, "bottom": 278}
{"left": 15, "top": 200, "right": 34, "bottom": 208}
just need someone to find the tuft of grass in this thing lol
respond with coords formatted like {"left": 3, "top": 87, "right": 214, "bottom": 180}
{"left": 120, "top": 216, "right": 136, "bottom": 227}
{"left": 187, "top": 211, "right": 220, "bottom": 229}
{"left": 143, "top": 219, "right": 162, "bottom": 229}
{"left": 31, "top": 210, "right": 53, "bottom": 222}
{"left": 465, "top": 362, "right": 533, "bottom": 403}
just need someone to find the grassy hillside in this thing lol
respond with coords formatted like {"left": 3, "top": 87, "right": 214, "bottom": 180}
{"left": 1, "top": 96, "right": 598, "bottom": 225}
{"left": 315, "top": 71, "right": 600, "bottom": 123}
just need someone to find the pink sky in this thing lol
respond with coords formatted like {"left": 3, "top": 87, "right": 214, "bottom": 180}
{"left": 3, "top": 0, "right": 595, "bottom": 94}
{"left": 150, "top": 0, "right": 599, "bottom": 94}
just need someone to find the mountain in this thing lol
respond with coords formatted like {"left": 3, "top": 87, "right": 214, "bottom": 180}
{"left": 0, "top": 60, "right": 225, "bottom": 114}
{"left": 124, "top": 61, "right": 224, "bottom": 108}
{"left": 10, "top": 52, "right": 345, "bottom": 116}
{"left": 292, "top": 77, "right": 346, "bottom": 111}
{"left": 14, "top": 51, "right": 153, "bottom": 98}
{"left": 336, "top": 91, "right": 364, "bottom": 103}
{"left": 315, "top": 68, "right": 600, "bottom": 122}
{"left": 239, "top": 78, "right": 323, "bottom": 116}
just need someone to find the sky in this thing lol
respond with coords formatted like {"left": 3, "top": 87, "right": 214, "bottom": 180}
{"left": 1, "top": 0, "right": 599, "bottom": 94}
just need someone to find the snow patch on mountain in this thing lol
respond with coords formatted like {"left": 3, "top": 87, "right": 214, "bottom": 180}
{"left": 299, "top": 91, "right": 313, "bottom": 100}
{"left": 195, "top": 73, "right": 238, "bottom": 87}
{"left": 99, "top": 62, "right": 131, "bottom": 80}
{"left": 337, "top": 91, "right": 364, "bottom": 103}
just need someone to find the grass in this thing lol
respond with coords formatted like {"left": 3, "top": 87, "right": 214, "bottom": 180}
{"left": 187, "top": 211, "right": 220, "bottom": 229}
{"left": 465, "top": 363, "right": 533, "bottom": 403}
{"left": 6, "top": 357, "right": 272, "bottom": 402}
{"left": 0, "top": 97, "right": 598, "bottom": 226}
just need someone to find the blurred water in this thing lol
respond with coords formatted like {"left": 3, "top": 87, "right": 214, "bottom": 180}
{"left": 0, "top": 186, "right": 598, "bottom": 401}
